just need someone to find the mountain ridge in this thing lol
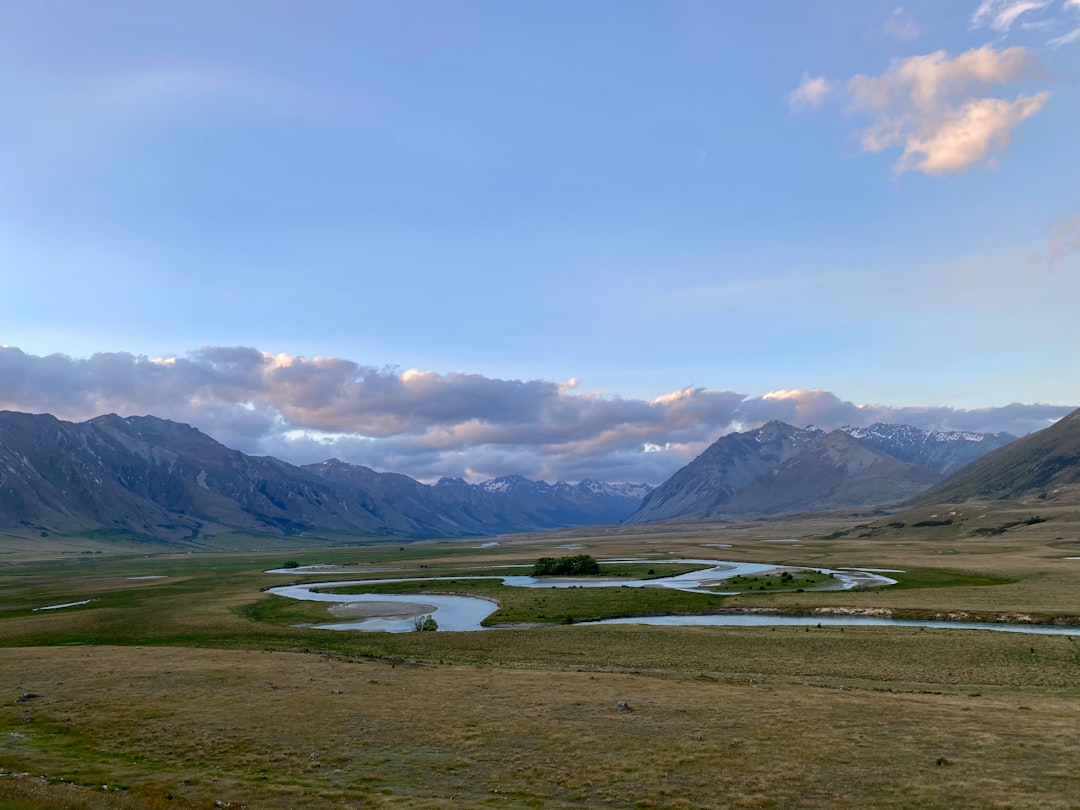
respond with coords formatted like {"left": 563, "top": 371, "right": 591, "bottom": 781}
{"left": 0, "top": 411, "right": 650, "bottom": 544}
{"left": 627, "top": 420, "right": 1014, "bottom": 524}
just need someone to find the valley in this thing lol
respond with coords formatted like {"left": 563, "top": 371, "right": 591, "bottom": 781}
{"left": 6, "top": 4, "right": 1079, "bottom": 807}
{"left": 3, "top": 500, "right": 1080, "bottom": 808}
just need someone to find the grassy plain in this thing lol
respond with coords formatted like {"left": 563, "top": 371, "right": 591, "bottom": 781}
{"left": 2, "top": 502, "right": 1080, "bottom": 808}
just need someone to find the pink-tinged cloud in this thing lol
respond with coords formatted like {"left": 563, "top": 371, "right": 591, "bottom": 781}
{"left": 796, "top": 45, "right": 1049, "bottom": 176}
{"left": 789, "top": 73, "right": 833, "bottom": 110}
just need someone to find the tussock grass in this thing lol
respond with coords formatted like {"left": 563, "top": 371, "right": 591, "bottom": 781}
{"left": 3, "top": 645, "right": 1080, "bottom": 809}
{"left": 4, "top": 514, "right": 1080, "bottom": 807}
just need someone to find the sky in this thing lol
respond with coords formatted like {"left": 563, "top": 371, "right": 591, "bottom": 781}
{"left": 1, "top": 1, "right": 1078, "bottom": 484}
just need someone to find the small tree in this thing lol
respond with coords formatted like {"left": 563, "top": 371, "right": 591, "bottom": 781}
{"left": 412, "top": 614, "right": 438, "bottom": 632}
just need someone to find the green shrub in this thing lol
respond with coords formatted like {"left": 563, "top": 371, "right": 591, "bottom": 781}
{"left": 532, "top": 554, "right": 601, "bottom": 577}
{"left": 412, "top": 614, "right": 438, "bottom": 632}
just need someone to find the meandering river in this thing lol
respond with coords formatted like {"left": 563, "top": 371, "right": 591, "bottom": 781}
{"left": 265, "top": 559, "right": 1080, "bottom": 636}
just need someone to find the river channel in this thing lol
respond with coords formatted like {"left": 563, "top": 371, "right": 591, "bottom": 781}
{"left": 265, "top": 559, "right": 1080, "bottom": 637}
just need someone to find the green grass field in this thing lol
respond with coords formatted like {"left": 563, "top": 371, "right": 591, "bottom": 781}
{"left": 2, "top": 505, "right": 1080, "bottom": 808}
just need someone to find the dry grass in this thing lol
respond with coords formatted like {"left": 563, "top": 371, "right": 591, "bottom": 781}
{"left": 3, "top": 508, "right": 1080, "bottom": 807}
{"left": 3, "top": 645, "right": 1080, "bottom": 809}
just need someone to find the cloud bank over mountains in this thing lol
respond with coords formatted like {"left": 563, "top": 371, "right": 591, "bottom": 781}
{"left": 0, "top": 345, "right": 1072, "bottom": 485}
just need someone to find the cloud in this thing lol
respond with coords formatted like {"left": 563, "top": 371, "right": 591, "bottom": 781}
{"left": 884, "top": 7, "right": 921, "bottom": 41}
{"left": 870, "top": 92, "right": 1048, "bottom": 175}
{"left": 789, "top": 74, "right": 834, "bottom": 110}
{"left": 1051, "top": 0, "right": 1080, "bottom": 46}
{"left": 971, "top": 0, "right": 1080, "bottom": 46}
{"left": 0, "top": 346, "right": 1073, "bottom": 485}
{"left": 972, "top": 0, "right": 1053, "bottom": 32}
{"left": 1049, "top": 214, "right": 1080, "bottom": 263}
{"left": 797, "top": 45, "right": 1049, "bottom": 175}
{"left": 1048, "top": 25, "right": 1080, "bottom": 45}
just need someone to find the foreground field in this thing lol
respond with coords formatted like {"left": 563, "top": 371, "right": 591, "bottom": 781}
{"left": 2, "top": 506, "right": 1080, "bottom": 808}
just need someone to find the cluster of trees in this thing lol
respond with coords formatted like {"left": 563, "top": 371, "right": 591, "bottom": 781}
{"left": 532, "top": 554, "right": 601, "bottom": 576}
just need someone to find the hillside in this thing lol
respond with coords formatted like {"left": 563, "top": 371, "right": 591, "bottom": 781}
{"left": 911, "top": 407, "right": 1080, "bottom": 504}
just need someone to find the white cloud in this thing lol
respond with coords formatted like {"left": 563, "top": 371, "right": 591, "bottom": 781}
{"left": 972, "top": 0, "right": 1080, "bottom": 45}
{"left": 1048, "top": 25, "right": 1080, "bottom": 45}
{"left": 1050, "top": 0, "right": 1080, "bottom": 46}
{"left": 972, "top": 0, "right": 1053, "bottom": 32}
{"left": 804, "top": 45, "right": 1048, "bottom": 175}
{"left": 789, "top": 73, "right": 834, "bottom": 110}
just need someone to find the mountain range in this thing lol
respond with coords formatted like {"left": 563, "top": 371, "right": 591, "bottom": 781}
{"left": 626, "top": 421, "right": 1016, "bottom": 523}
{"left": 4, "top": 407, "right": 1074, "bottom": 545}
{"left": 0, "top": 411, "right": 650, "bottom": 544}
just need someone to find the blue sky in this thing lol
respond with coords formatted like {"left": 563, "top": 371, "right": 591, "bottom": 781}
{"left": 1, "top": 1, "right": 1078, "bottom": 483}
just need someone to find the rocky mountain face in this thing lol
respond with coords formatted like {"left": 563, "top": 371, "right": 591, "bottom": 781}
{"left": 626, "top": 420, "right": 1014, "bottom": 523}
{"left": 625, "top": 421, "right": 824, "bottom": 523}
{"left": 910, "top": 407, "right": 1080, "bottom": 505}
{"left": 0, "top": 411, "right": 651, "bottom": 544}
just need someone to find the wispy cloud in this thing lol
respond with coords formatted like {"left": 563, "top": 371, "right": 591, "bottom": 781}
{"left": 1048, "top": 25, "right": 1080, "bottom": 46}
{"left": 795, "top": 45, "right": 1048, "bottom": 176}
{"left": 884, "top": 7, "right": 921, "bottom": 42}
{"left": 1049, "top": 214, "right": 1080, "bottom": 263}
{"left": 972, "top": 0, "right": 1054, "bottom": 32}
{"left": 4, "top": 65, "right": 358, "bottom": 186}
{"left": 1054, "top": 0, "right": 1080, "bottom": 46}
{"left": 0, "top": 346, "right": 1071, "bottom": 484}
{"left": 972, "top": 0, "right": 1080, "bottom": 46}
{"left": 789, "top": 73, "right": 834, "bottom": 110}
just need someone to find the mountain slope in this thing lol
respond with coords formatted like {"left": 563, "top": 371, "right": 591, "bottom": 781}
{"left": 726, "top": 430, "right": 941, "bottom": 515}
{"left": 626, "top": 420, "right": 1007, "bottom": 524}
{"left": 308, "top": 464, "right": 650, "bottom": 534}
{"left": 0, "top": 411, "right": 650, "bottom": 544}
{"left": 911, "top": 407, "right": 1080, "bottom": 504}
{"left": 0, "top": 412, "right": 402, "bottom": 540}
{"left": 625, "top": 422, "right": 824, "bottom": 523}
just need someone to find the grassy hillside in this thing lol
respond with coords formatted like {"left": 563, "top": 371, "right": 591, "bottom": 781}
{"left": 912, "top": 407, "right": 1080, "bottom": 504}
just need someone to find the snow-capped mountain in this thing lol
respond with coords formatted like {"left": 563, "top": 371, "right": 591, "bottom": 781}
{"left": 840, "top": 423, "right": 1016, "bottom": 475}
{"left": 625, "top": 421, "right": 825, "bottom": 523}
{"left": 912, "top": 407, "right": 1080, "bottom": 505}
{"left": 626, "top": 420, "right": 1015, "bottom": 524}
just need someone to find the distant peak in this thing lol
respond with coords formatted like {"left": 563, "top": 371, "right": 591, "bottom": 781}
{"left": 436, "top": 476, "right": 468, "bottom": 487}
